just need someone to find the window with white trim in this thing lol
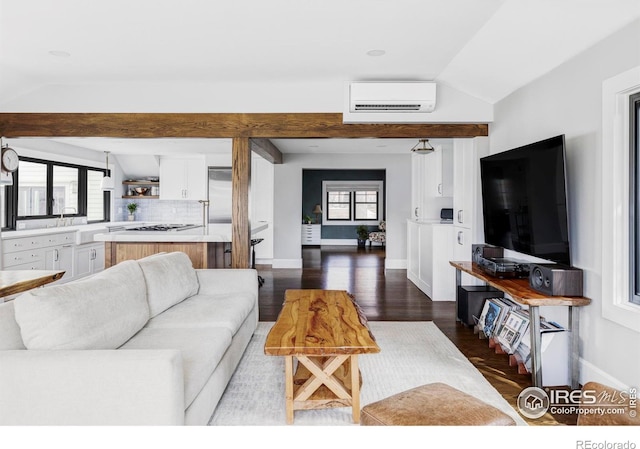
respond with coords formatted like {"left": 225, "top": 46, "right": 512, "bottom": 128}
{"left": 601, "top": 66, "right": 640, "bottom": 332}
{"left": 631, "top": 92, "right": 640, "bottom": 305}
{"left": 322, "top": 180, "right": 383, "bottom": 226}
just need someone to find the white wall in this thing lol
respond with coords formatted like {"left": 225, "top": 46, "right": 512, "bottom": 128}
{"left": 491, "top": 19, "right": 640, "bottom": 388}
{"left": 273, "top": 152, "right": 411, "bottom": 269}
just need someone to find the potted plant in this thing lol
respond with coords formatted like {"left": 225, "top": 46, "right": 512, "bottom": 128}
{"left": 127, "top": 202, "right": 138, "bottom": 221}
{"left": 304, "top": 215, "right": 313, "bottom": 224}
{"left": 356, "top": 225, "right": 369, "bottom": 247}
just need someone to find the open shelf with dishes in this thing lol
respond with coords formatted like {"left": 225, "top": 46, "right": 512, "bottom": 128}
{"left": 122, "top": 180, "right": 160, "bottom": 199}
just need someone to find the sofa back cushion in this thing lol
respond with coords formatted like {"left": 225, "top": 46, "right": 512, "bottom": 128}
{"left": 0, "top": 301, "right": 26, "bottom": 350}
{"left": 13, "top": 260, "right": 149, "bottom": 350}
{"left": 138, "top": 251, "right": 200, "bottom": 318}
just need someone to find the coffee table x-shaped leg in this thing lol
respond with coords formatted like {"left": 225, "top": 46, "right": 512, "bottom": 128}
{"left": 285, "top": 354, "right": 361, "bottom": 424}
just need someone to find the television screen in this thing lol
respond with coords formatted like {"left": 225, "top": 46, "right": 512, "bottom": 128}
{"left": 480, "top": 135, "right": 571, "bottom": 265}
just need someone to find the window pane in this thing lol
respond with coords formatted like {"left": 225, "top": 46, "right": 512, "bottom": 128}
{"left": 87, "top": 170, "right": 105, "bottom": 221}
{"left": 327, "top": 191, "right": 351, "bottom": 220}
{"left": 328, "top": 203, "right": 350, "bottom": 219}
{"left": 52, "top": 165, "right": 79, "bottom": 215}
{"left": 355, "top": 203, "right": 378, "bottom": 220}
{"left": 329, "top": 192, "right": 350, "bottom": 202}
{"left": 354, "top": 190, "right": 377, "bottom": 220}
{"left": 355, "top": 191, "right": 376, "bottom": 202}
{"left": 18, "top": 161, "right": 47, "bottom": 216}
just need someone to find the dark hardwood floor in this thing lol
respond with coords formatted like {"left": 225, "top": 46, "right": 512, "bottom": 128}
{"left": 256, "top": 245, "right": 576, "bottom": 426}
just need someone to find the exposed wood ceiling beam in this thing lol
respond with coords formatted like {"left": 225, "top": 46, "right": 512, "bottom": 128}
{"left": 0, "top": 113, "right": 488, "bottom": 139}
{"left": 250, "top": 138, "right": 283, "bottom": 164}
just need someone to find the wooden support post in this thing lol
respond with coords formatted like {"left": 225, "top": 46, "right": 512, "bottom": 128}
{"left": 231, "top": 137, "right": 251, "bottom": 268}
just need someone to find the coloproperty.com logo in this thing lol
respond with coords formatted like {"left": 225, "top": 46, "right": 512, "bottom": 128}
{"left": 517, "top": 386, "right": 637, "bottom": 420}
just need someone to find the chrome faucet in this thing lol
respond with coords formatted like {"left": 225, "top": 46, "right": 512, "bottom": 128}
{"left": 58, "top": 207, "right": 77, "bottom": 226}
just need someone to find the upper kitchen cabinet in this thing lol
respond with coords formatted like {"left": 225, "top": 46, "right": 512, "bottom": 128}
{"left": 425, "top": 145, "right": 453, "bottom": 199}
{"left": 159, "top": 156, "right": 207, "bottom": 201}
{"left": 411, "top": 143, "right": 454, "bottom": 221}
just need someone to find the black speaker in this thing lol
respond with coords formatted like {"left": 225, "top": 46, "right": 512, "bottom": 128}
{"left": 457, "top": 286, "right": 504, "bottom": 326}
{"left": 471, "top": 244, "right": 503, "bottom": 264}
{"left": 529, "top": 264, "right": 583, "bottom": 297}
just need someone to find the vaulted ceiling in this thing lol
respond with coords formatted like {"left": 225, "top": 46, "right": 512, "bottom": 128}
{"left": 1, "top": 0, "right": 639, "bottom": 155}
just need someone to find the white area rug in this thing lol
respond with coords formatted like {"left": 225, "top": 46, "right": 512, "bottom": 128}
{"left": 209, "top": 321, "right": 527, "bottom": 426}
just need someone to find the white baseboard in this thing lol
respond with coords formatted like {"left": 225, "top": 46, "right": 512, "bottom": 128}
{"left": 255, "top": 258, "right": 272, "bottom": 266}
{"left": 320, "top": 239, "right": 358, "bottom": 246}
{"left": 385, "top": 259, "right": 406, "bottom": 270}
{"left": 271, "top": 259, "right": 303, "bottom": 269}
{"left": 580, "top": 358, "right": 630, "bottom": 390}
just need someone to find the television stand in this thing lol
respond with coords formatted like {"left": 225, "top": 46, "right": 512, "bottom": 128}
{"left": 449, "top": 261, "right": 591, "bottom": 389}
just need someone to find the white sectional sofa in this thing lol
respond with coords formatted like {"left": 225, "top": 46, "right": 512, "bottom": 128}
{"left": 0, "top": 251, "right": 258, "bottom": 425}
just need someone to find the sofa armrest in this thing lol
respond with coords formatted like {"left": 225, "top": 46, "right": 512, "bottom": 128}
{"left": 0, "top": 349, "right": 185, "bottom": 425}
{"left": 195, "top": 269, "right": 258, "bottom": 297}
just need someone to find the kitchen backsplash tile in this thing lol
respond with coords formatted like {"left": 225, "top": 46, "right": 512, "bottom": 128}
{"left": 116, "top": 198, "right": 204, "bottom": 224}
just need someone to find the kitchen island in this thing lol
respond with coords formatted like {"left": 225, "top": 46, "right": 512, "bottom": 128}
{"left": 94, "top": 222, "right": 268, "bottom": 269}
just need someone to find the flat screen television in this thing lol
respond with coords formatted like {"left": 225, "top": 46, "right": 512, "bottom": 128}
{"left": 479, "top": 135, "right": 571, "bottom": 265}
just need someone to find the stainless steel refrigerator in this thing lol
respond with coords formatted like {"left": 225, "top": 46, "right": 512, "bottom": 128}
{"left": 208, "top": 167, "right": 232, "bottom": 223}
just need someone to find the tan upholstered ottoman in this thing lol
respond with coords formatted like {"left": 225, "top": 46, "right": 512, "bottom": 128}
{"left": 361, "top": 382, "right": 517, "bottom": 426}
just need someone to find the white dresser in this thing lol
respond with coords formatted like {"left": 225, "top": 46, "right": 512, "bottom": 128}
{"left": 301, "top": 224, "right": 321, "bottom": 245}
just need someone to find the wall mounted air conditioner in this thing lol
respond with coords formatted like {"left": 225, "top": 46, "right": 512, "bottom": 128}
{"left": 348, "top": 82, "right": 436, "bottom": 113}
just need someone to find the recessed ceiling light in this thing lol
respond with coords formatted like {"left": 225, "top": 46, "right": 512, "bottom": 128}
{"left": 48, "top": 50, "right": 71, "bottom": 58}
{"left": 366, "top": 49, "right": 386, "bottom": 57}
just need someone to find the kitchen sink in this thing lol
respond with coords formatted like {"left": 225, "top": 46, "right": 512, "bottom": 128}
{"left": 75, "top": 227, "right": 108, "bottom": 245}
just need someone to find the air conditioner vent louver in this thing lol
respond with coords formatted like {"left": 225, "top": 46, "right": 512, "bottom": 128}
{"left": 349, "top": 82, "right": 436, "bottom": 113}
{"left": 354, "top": 104, "right": 422, "bottom": 111}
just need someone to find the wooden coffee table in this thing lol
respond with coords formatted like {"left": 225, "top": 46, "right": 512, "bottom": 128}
{"left": 264, "top": 289, "right": 380, "bottom": 424}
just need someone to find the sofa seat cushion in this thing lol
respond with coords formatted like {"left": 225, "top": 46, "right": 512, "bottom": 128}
{"left": 119, "top": 326, "right": 232, "bottom": 408}
{"left": 14, "top": 261, "right": 149, "bottom": 350}
{"left": 138, "top": 252, "right": 200, "bottom": 318}
{"left": 145, "top": 292, "right": 256, "bottom": 335}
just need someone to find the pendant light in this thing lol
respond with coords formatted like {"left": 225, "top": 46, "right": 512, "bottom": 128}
{"left": 100, "top": 151, "right": 115, "bottom": 190}
{"left": 410, "top": 139, "right": 435, "bottom": 154}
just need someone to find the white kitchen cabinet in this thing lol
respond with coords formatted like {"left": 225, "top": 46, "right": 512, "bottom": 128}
{"left": 74, "top": 242, "right": 105, "bottom": 279}
{"left": 2, "top": 232, "right": 75, "bottom": 282}
{"left": 453, "top": 138, "right": 487, "bottom": 230}
{"left": 44, "top": 244, "right": 74, "bottom": 282}
{"left": 411, "top": 153, "right": 426, "bottom": 220}
{"left": 452, "top": 137, "right": 488, "bottom": 285}
{"left": 159, "top": 156, "right": 207, "bottom": 200}
{"left": 425, "top": 146, "right": 453, "bottom": 198}
{"left": 453, "top": 140, "right": 474, "bottom": 229}
{"left": 412, "top": 146, "right": 454, "bottom": 222}
{"left": 407, "top": 220, "right": 455, "bottom": 301}
{"left": 407, "top": 220, "right": 420, "bottom": 280}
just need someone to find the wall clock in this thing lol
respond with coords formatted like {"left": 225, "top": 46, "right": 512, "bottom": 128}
{"left": 1, "top": 147, "right": 19, "bottom": 173}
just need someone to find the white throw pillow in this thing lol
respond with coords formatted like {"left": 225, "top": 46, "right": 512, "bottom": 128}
{"left": 138, "top": 251, "right": 200, "bottom": 317}
{"left": 14, "top": 260, "right": 149, "bottom": 350}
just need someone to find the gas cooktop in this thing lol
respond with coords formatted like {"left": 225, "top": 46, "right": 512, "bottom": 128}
{"left": 128, "top": 224, "right": 201, "bottom": 232}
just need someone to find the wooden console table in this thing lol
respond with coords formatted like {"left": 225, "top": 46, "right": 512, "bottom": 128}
{"left": 0, "top": 270, "right": 65, "bottom": 299}
{"left": 449, "top": 261, "right": 590, "bottom": 389}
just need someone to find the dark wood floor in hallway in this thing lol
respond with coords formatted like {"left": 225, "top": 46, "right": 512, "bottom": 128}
{"left": 256, "top": 245, "right": 575, "bottom": 426}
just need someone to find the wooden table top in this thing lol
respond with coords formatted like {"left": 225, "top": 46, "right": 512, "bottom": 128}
{"left": 0, "top": 270, "right": 65, "bottom": 299}
{"left": 449, "top": 261, "right": 591, "bottom": 306}
{"left": 264, "top": 289, "right": 380, "bottom": 356}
